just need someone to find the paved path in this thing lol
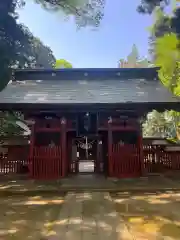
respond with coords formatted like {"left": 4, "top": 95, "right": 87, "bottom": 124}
{"left": 52, "top": 192, "right": 133, "bottom": 240}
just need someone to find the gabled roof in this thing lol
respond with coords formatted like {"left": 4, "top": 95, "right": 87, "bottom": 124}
{"left": 0, "top": 68, "right": 179, "bottom": 109}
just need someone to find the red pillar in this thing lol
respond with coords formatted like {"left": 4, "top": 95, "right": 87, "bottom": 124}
{"left": 138, "top": 123, "right": 145, "bottom": 176}
{"left": 61, "top": 117, "right": 67, "bottom": 177}
{"left": 29, "top": 122, "right": 35, "bottom": 178}
{"left": 96, "top": 139, "right": 102, "bottom": 173}
{"left": 108, "top": 117, "right": 113, "bottom": 177}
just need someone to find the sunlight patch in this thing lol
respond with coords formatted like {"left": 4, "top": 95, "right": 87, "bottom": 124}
{"left": 114, "top": 198, "right": 127, "bottom": 203}
{"left": 24, "top": 199, "right": 64, "bottom": 205}
{"left": 147, "top": 199, "right": 170, "bottom": 204}
{"left": 128, "top": 217, "right": 144, "bottom": 223}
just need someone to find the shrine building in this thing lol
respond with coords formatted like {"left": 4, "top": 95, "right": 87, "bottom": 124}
{"left": 0, "top": 68, "right": 179, "bottom": 179}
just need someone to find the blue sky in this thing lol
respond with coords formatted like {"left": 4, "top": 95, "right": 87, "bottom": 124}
{"left": 18, "top": 0, "right": 153, "bottom": 67}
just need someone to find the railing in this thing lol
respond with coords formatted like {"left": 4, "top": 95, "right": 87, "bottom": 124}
{"left": 0, "top": 146, "right": 29, "bottom": 174}
{"left": 143, "top": 144, "right": 180, "bottom": 173}
{"left": 1, "top": 142, "right": 180, "bottom": 178}
{"left": 110, "top": 143, "right": 180, "bottom": 177}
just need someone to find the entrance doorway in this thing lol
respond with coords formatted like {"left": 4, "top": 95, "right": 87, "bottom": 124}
{"left": 75, "top": 136, "right": 97, "bottom": 173}
{"left": 70, "top": 135, "right": 103, "bottom": 174}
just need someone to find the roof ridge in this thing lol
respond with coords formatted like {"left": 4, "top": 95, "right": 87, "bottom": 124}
{"left": 13, "top": 68, "right": 159, "bottom": 82}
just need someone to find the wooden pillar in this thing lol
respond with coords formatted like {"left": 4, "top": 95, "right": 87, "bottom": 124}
{"left": 61, "top": 117, "right": 67, "bottom": 177}
{"left": 108, "top": 117, "right": 113, "bottom": 177}
{"left": 96, "top": 139, "right": 101, "bottom": 173}
{"left": 71, "top": 140, "right": 78, "bottom": 173}
{"left": 67, "top": 134, "right": 72, "bottom": 174}
{"left": 29, "top": 122, "right": 35, "bottom": 178}
{"left": 138, "top": 120, "right": 145, "bottom": 176}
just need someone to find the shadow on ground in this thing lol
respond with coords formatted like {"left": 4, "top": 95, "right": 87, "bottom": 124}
{"left": 0, "top": 194, "right": 64, "bottom": 240}
{"left": 111, "top": 191, "right": 180, "bottom": 239}
{"left": 0, "top": 175, "right": 180, "bottom": 194}
{"left": 1, "top": 175, "right": 180, "bottom": 239}
{"left": 1, "top": 190, "right": 180, "bottom": 239}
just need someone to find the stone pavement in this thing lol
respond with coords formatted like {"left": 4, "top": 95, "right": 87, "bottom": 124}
{"left": 0, "top": 174, "right": 180, "bottom": 195}
{"left": 51, "top": 192, "right": 133, "bottom": 240}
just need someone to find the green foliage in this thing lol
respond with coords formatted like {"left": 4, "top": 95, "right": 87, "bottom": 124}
{"left": 150, "top": 7, "right": 171, "bottom": 37}
{"left": 143, "top": 110, "right": 171, "bottom": 138}
{"left": 148, "top": 7, "right": 171, "bottom": 56}
{"left": 32, "top": 38, "right": 56, "bottom": 68}
{"left": 54, "top": 59, "right": 73, "bottom": 68}
{"left": 127, "top": 44, "right": 139, "bottom": 65}
{"left": 137, "top": 0, "right": 170, "bottom": 14}
{"left": 34, "top": 0, "right": 105, "bottom": 28}
{"left": 0, "top": 0, "right": 103, "bottom": 91}
{"left": 138, "top": 1, "right": 179, "bottom": 44}
{"left": 10, "top": 25, "right": 56, "bottom": 69}
{"left": 143, "top": 110, "right": 180, "bottom": 140}
{"left": 0, "top": 0, "right": 95, "bottom": 136}
{"left": 172, "top": 8, "right": 180, "bottom": 37}
{"left": 119, "top": 44, "right": 150, "bottom": 68}
{"left": 155, "top": 33, "right": 180, "bottom": 95}
{"left": 147, "top": 6, "right": 180, "bottom": 95}
{"left": 0, "top": 111, "right": 26, "bottom": 137}
{"left": 22, "top": 32, "right": 56, "bottom": 68}
{"left": 0, "top": 0, "right": 29, "bottom": 89}
{"left": 141, "top": 3, "right": 180, "bottom": 141}
{"left": 0, "top": 0, "right": 56, "bottom": 91}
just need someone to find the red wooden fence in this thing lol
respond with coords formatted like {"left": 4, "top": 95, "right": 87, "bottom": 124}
{"left": 143, "top": 144, "right": 180, "bottom": 173}
{"left": 1, "top": 143, "right": 180, "bottom": 179}
{"left": 111, "top": 144, "right": 141, "bottom": 178}
{"left": 31, "top": 146, "right": 63, "bottom": 179}
{"left": 0, "top": 146, "right": 29, "bottom": 175}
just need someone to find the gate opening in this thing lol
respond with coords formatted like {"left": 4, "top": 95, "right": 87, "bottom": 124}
{"left": 75, "top": 136, "right": 97, "bottom": 173}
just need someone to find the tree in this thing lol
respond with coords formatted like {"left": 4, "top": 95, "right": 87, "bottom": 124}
{"left": 119, "top": 44, "right": 150, "bottom": 68}
{"left": 0, "top": 3, "right": 57, "bottom": 90}
{"left": 155, "top": 33, "right": 180, "bottom": 95}
{"left": 0, "top": 0, "right": 30, "bottom": 90}
{"left": 127, "top": 44, "right": 139, "bottom": 66}
{"left": 54, "top": 59, "right": 73, "bottom": 68}
{"left": 30, "top": 38, "right": 56, "bottom": 68}
{"left": 143, "top": 110, "right": 172, "bottom": 138}
{"left": 10, "top": 25, "right": 56, "bottom": 69}
{"left": 138, "top": 0, "right": 171, "bottom": 14}
{"left": 143, "top": 110, "right": 180, "bottom": 142}
{"left": 0, "top": 111, "right": 30, "bottom": 138}
{"left": 167, "top": 111, "right": 180, "bottom": 142}
{"left": 34, "top": 0, "right": 105, "bottom": 28}
{"left": 171, "top": 7, "right": 180, "bottom": 38}
{"left": 138, "top": 0, "right": 179, "bottom": 38}
{"left": 147, "top": 6, "right": 180, "bottom": 96}
{"left": 148, "top": 8, "right": 171, "bottom": 56}
{"left": 19, "top": 30, "right": 56, "bottom": 68}
{"left": 0, "top": 0, "right": 103, "bottom": 91}
{"left": 140, "top": 3, "right": 180, "bottom": 140}
{"left": 0, "top": 0, "right": 99, "bottom": 137}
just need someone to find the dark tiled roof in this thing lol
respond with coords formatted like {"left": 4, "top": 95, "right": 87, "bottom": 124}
{"left": 0, "top": 79, "right": 178, "bottom": 104}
